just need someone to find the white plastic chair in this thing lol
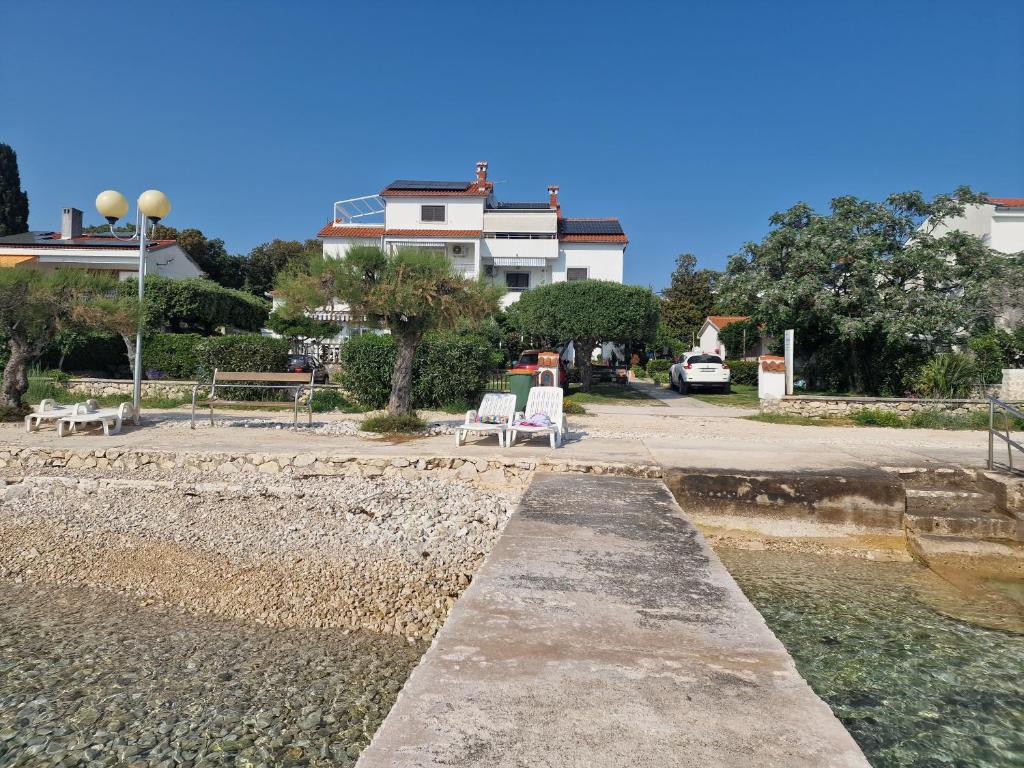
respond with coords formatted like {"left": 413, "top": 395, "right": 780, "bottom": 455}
{"left": 508, "top": 386, "right": 568, "bottom": 448}
{"left": 57, "top": 401, "right": 134, "bottom": 437}
{"left": 25, "top": 399, "right": 98, "bottom": 433}
{"left": 455, "top": 393, "right": 517, "bottom": 447}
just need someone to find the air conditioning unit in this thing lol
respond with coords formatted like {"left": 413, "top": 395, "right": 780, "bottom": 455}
{"left": 485, "top": 265, "right": 494, "bottom": 277}
{"left": 452, "top": 245, "right": 463, "bottom": 255}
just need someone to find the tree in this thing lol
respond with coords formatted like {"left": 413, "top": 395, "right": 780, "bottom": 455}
{"left": 246, "top": 239, "right": 321, "bottom": 297}
{"left": 0, "top": 144, "right": 29, "bottom": 237}
{"left": 715, "top": 188, "right": 1006, "bottom": 394}
{"left": 274, "top": 246, "right": 501, "bottom": 415}
{"left": 0, "top": 270, "right": 128, "bottom": 407}
{"left": 265, "top": 309, "right": 337, "bottom": 349}
{"left": 660, "top": 253, "right": 716, "bottom": 346}
{"left": 506, "top": 280, "right": 660, "bottom": 391}
{"left": 150, "top": 225, "right": 247, "bottom": 288}
{"left": 718, "top": 318, "right": 759, "bottom": 359}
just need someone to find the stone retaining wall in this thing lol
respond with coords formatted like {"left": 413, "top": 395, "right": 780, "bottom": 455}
{"left": 65, "top": 378, "right": 196, "bottom": 399}
{"left": 760, "top": 395, "right": 1024, "bottom": 418}
{"left": 0, "top": 445, "right": 662, "bottom": 485}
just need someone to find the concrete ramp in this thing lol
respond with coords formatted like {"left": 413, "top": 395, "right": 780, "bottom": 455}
{"left": 357, "top": 473, "right": 869, "bottom": 768}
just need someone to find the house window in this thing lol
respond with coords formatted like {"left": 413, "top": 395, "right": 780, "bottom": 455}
{"left": 505, "top": 272, "right": 530, "bottom": 292}
{"left": 421, "top": 205, "right": 446, "bottom": 223}
{"left": 567, "top": 267, "right": 589, "bottom": 281}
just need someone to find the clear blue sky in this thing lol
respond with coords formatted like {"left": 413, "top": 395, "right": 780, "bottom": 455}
{"left": 2, "top": 1, "right": 1021, "bottom": 290}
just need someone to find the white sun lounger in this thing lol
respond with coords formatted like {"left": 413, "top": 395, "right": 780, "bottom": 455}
{"left": 25, "top": 398, "right": 99, "bottom": 433}
{"left": 508, "top": 386, "right": 569, "bottom": 448}
{"left": 57, "top": 401, "right": 134, "bottom": 437}
{"left": 455, "top": 393, "right": 517, "bottom": 448}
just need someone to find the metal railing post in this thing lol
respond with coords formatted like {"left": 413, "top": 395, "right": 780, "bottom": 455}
{"left": 989, "top": 398, "right": 995, "bottom": 470}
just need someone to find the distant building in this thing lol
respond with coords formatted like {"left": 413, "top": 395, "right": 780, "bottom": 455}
{"left": 289, "top": 161, "right": 629, "bottom": 360}
{"left": 698, "top": 315, "right": 768, "bottom": 360}
{"left": 0, "top": 207, "right": 204, "bottom": 279}
{"left": 926, "top": 197, "right": 1024, "bottom": 255}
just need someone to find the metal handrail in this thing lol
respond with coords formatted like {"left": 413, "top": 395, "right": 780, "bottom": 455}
{"left": 987, "top": 396, "right": 1024, "bottom": 474}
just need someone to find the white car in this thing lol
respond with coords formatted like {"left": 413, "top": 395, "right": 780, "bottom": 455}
{"left": 669, "top": 353, "right": 731, "bottom": 394}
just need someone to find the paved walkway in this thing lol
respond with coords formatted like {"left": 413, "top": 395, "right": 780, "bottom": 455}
{"left": 356, "top": 473, "right": 870, "bottom": 768}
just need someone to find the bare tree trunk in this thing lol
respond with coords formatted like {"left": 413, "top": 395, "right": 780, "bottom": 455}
{"left": 2, "top": 339, "right": 30, "bottom": 409}
{"left": 120, "top": 333, "right": 136, "bottom": 377}
{"left": 578, "top": 339, "right": 595, "bottom": 392}
{"left": 387, "top": 330, "right": 420, "bottom": 416}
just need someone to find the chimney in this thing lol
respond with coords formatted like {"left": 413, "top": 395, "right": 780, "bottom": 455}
{"left": 475, "top": 161, "right": 488, "bottom": 182}
{"left": 547, "top": 185, "right": 561, "bottom": 216}
{"left": 61, "top": 207, "right": 83, "bottom": 240}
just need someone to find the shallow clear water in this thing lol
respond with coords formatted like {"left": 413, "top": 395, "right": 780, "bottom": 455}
{"left": 718, "top": 549, "right": 1024, "bottom": 768}
{"left": 0, "top": 580, "right": 426, "bottom": 767}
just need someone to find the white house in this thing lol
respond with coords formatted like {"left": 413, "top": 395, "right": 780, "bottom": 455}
{"left": 0, "top": 207, "right": 204, "bottom": 279}
{"left": 697, "top": 315, "right": 764, "bottom": 360}
{"left": 926, "top": 197, "right": 1024, "bottom": 255}
{"left": 295, "top": 161, "right": 628, "bottom": 358}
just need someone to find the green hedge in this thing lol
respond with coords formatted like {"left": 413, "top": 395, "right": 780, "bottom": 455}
{"left": 726, "top": 359, "right": 758, "bottom": 386}
{"left": 195, "top": 335, "right": 290, "bottom": 381}
{"left": 118, "top": 276, "right": 270, "bottom": 333}
{"left": 646, "top": 358, "right": 672, "bottom": 376}
{"left": 338, "top": 333, "right": 503, "bottom": 410}
{"left": 142, "top": 333, "right": 203, "bottom": 379}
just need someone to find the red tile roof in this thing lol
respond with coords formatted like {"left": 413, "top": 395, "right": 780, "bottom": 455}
{"left": 706, "top": 315, "right": 750, "bottom": 330}
{"left": 759, "top": 355, "right": 785, "bottom": 373}
{"left": 317, "top": 223, "right": 385, "bottom": 238}
{"left": 386, "top": 229, "right": 482, "bottom": 238}
{"left": 990, "top": 197, "right": 1024, "bottom": 208}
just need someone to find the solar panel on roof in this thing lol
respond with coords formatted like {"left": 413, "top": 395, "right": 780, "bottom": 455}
{"left": 489, "top": 201, "right": 551, "bottom": 210}
{"left": 386, "top": 180, "right": 471, "bottom": 191}
{"left": 560, "top": 219, "right": 624, "bottom": 235}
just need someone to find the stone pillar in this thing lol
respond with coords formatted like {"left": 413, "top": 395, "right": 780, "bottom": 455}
{"left": 1001, "top": 369, "right": 1024, "bottom": 401}
{"left": 758, "top": 355, "right": 786, "bottom": 401}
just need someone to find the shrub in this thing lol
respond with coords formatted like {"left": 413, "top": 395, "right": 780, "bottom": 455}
{"left": 630, "top": 364, "right": 646, "bottom": 379}
{"left": 310, "top": 389, "right": 360, "bottom": 413}
{"left": 646, "top": 358, "right": 672, "bottom": 377}
{"left": 42, "top": 330, "right": 126, "bottom": 376}
{"left": 563, "top": 398, "right": 587, "bottom": 415}
{"left": 850, "top": 409, "right": 904, "bottom": 428}
{"left": 967, "top": 330, "right": 1023, "bottom": 385}
{"left": 338, "top": 333, "right": 503, "bottom": 410}
{"left": 914, "top": 353, "right": 977, "bottom": 399}
{"left": 360, "top": 413, "right": 426, "bottom": 433}
{"left": 726, "top": 359, "right": 758, "bottom": 386}
{"left": 193, "top": 334, "right": 289, "bottom": 379}
{"left": 142, "top": 333, "right": 203, "bottom": 380}
{"left": 651, "top": 371, "right": 668, "bottom": 386}
{"left": 119, "top": 276, "right": 270, "bottom": 333}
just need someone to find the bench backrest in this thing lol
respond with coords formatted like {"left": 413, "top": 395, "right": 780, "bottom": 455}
{"left": 213, "top": 369, "right": 314, "bottom": 384}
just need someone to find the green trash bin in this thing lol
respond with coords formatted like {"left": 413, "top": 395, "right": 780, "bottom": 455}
{"left": 507, "top": 368, "right": 536, "bottom": 412}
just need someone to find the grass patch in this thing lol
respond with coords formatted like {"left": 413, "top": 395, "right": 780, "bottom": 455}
{"left": 310, "top": 389, "right": 364, "bottom": 413}
{"left": 566, "top": 383, "right": 657, "bottom": 404}
{"left": 563, "top": 398, "right": 588, "bottom": 415}
{"left": 746, "top": 408, "right": 1024, "bottom": 431}
{"left": 690, "top": 383, "right": 760, "bottom": 408}
{"left": 360, "top": 412, "right": 427, "bottom": 434}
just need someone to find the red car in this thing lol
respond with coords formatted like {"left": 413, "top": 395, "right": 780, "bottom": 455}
{"left": 514, "top": 350, "right": 569, "bottom": 387}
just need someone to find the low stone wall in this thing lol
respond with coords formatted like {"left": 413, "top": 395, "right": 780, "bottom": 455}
{"left": 0, "top": 445, "right": 662, "bottom": 484}
{"left": 760, "top": 395, "right": 1024, "bottom": 418}
{"left": 65, "top": 377, "right": 196, "bottom": 399}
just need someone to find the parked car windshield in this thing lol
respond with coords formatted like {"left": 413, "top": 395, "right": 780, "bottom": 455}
{"left": 288, "top": 355, "right": 308, "bottom": 366}
{"left": 687, "top": 355, "right": 723, "bottom": 364}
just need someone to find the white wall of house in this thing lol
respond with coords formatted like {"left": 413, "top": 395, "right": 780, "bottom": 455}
{"left": 699, "top": 325, "right": 724, "bottom": 358}
{"left": 552, "top": 243, "right": 624, "bottom": 283}
{"left": 323, "top": 236, "right": 382, "bottom": 259}
{"left": 483, "top": 210, "right": 557, "bottom": 233}
{"left": 383, "top": 198, "right": 485, "bottom": 230}
{"left": 481, "top": 237, "right": 558, "bottom": 261}
{"left": 927, "top": 203, "right": 1024, "bottom": 254}
{"left": 146, "top": 245, "right": 205, "bottom": 278}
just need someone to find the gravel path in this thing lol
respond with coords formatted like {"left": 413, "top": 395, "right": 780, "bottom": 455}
{"left": 0, "top": 579, "right": 425, "bottom": 768}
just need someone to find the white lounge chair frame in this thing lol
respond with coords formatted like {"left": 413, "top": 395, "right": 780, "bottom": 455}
{"left": 25, "top": 398, "right": 98, "bottom": 433}
{"left": 57, "top": 402, "right": 134, "bottom": 437}
{"left": 508, "top": 386, "right": 569, "bottom": 448}
{"left": 455, "top": 393, "right": 517, "bottom": 448}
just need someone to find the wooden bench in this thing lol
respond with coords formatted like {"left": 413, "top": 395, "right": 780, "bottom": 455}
{"left": 191, "top": 369, "right": 315, "bottom": 429}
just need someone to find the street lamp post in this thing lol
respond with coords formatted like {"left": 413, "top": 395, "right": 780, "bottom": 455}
{"left": 95, "top": 189, "right": 172, "bottom": 425}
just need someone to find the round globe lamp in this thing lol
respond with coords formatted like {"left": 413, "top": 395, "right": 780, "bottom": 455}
{"left": 95, "top": 190, "right": 130, "bottom": 223}
{"left": 138, "top": 189, "right": 171, "bottom": 222}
